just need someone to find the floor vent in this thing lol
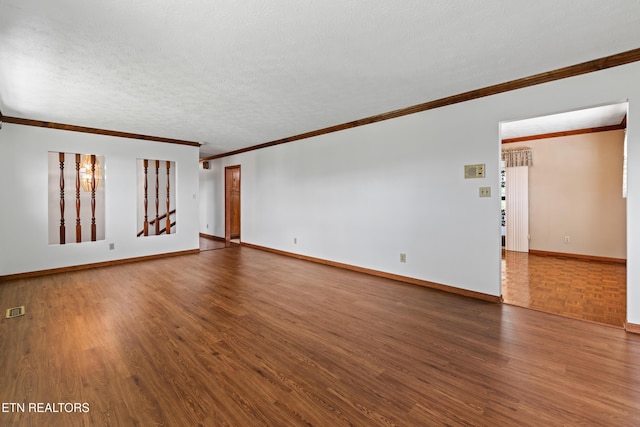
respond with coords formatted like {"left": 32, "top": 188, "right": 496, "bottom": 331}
{"left": 5, "top": 306, "right": 25, "bottom": 319}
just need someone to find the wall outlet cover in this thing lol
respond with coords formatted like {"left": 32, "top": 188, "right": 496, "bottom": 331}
{"left": 479, "top": 187, "right": 491, "bottom": 197}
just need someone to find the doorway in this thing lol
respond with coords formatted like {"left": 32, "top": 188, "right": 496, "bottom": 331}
{"left": 500, "top": 102, "right": 628, "bottom": 327}
{"left": 225, "top": 165, "right": 241, "bottom": 244}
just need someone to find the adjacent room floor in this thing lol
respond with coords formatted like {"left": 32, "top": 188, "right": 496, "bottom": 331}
{"left": 502, "top": 250, "right": 626, "bottom": 327}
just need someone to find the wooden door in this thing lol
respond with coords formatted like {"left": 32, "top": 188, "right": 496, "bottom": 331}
{"left": 225, "top": 166, "right": 241, "bottom": 240}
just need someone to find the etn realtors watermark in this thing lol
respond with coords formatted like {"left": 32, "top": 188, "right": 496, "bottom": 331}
{"left": 2, "top": 402, "right": 90, "bottom": 413}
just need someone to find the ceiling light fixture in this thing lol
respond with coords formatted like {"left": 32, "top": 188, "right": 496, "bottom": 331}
{"left": 79, "top": 154, "right": 101, "bottom": 192}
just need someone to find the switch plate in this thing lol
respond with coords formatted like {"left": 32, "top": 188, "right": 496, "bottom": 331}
{"left": 479, "top": 187, "right": 491, "bottom": 197}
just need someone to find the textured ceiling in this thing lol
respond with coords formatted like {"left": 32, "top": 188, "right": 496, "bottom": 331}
{"left": 501, "top": 103, "right": 628, "bottom": 140}
{"left": 1, "top": 1, "right": 639, "bottom": 157}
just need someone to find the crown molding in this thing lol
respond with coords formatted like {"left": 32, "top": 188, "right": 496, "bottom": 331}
{"left": 2, "top": 116, "right": 201, "bottom": 147}
{"left": 203, "top": 46, "right": 640, "bottom": 161}
{"left": 502, "top": 123, "right": 626, "bottom": 144}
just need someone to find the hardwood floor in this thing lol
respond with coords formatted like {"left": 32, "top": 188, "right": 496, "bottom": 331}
{"left": 1, "top": 246, "right": 639, "bottom": 426}
{"left": 502, "top": 250, "right": 626, "bottom": 327}
{"left": 199, "top": 236, "right": 227, "bottom": 251}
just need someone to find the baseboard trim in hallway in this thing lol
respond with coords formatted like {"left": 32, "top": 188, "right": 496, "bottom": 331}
{"left": 529, "top": 249, "right": 626, "bottom": 264}
{"left": 242, "top": 242, "right": 502, "bottom": 303}
{"left": 199, "top": 232, "right": 225, "bottom": 241}
{"left": 627, "top": 322, "right": 640, "bottom": 334}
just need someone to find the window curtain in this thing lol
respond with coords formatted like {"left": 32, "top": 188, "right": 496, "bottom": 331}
{"left": 502, "top": 148, "right": 532, "bottom": 252}
{"left": 502, "top": 147, "right": 533, "bottom": 168}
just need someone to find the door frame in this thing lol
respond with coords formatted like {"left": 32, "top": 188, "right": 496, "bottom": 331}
{"left": 498, "top": 104, "right": 628, "bottom": 324}
{"left": 224, "top": 165, "right": 241, "bottom": 245}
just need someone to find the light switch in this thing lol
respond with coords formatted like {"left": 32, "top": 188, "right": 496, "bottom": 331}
{"left": 479, "top": 187, "right": 491, "bottom": 197}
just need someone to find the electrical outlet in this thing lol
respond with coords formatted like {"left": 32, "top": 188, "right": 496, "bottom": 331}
{"left": 400, "top": 253, "right": 406, "bottom": 263}
{"left": 109, "top": 243, "right": 115, "bottom": 250}
{"left": 479, "top": 187, "right": 491, "bottom": 197}
{"left": 294, "top": 237, "right": 297, "bottom": 244}
{"left": 564, "top": 235, "right": 570, "bottom": 243}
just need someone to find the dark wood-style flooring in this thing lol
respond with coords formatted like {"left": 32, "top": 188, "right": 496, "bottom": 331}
{"left": 199, "top": 236, "right": 227, "bottom": 251}
{"left": 1, "top": 246, "right": 639, "bottom": 426}
{"left": 502, "top": 250, "right": 626, "bottom": 327}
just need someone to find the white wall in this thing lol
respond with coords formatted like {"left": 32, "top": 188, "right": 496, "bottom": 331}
{"left": 0, "top": 124, "right": 200, "bottom": 276}
{"left": 199, "top": 161, "right": 222, "bottom": 236}
{"left": 201, "top": 61, "right": 640, "bottom": 324}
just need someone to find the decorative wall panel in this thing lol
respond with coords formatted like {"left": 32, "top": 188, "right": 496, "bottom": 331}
{"left": 48, "top": 152, "right": 105, "bottom": 244}
{"left": 137, "top": 159, "right": 176, "bottom": 237}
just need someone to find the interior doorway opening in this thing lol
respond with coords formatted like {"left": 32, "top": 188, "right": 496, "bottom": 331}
{"left": 500, "top": 102, "right": 628, "bottom": 327}
{"left": 225, "top": 165, "right": 241, "bottom": 246}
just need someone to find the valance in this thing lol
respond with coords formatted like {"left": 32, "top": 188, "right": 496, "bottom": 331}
{"left": 502, "top": 147, "right": 533, "bottom": 167}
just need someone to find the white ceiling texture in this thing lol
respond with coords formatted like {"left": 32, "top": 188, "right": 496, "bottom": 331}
{"left": 501, "top": 102, "right": 628, "bottom": 140}
{"left": 1, "top": 1, "right": 639, "bottom": 158}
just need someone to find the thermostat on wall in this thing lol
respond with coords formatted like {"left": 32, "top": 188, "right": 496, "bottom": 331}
{"left": 464, "top": 164, "right": 485, "bottom": 178}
